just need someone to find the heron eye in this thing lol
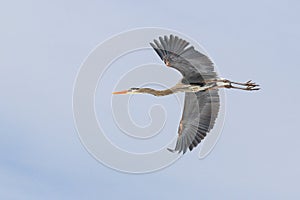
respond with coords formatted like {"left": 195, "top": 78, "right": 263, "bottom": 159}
{"left": 130, "top": 87, "right": 139, "bottom": 90}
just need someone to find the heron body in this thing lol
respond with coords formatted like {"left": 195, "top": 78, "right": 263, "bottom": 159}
{"left": 113, "top": 35, "right": 259, "bottom": 154}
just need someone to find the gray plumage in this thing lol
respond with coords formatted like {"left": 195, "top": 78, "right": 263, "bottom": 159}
{"left": 150, "top": 35, "right": 220, "bottom": 154}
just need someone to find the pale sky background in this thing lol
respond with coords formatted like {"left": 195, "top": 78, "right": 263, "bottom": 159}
{"left": 1, "top": 0, "right": 300, "bottom": 199}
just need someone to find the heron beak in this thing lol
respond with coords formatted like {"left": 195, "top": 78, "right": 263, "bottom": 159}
{"left": 112, "top": 90, "right": 128, "bottom": 95}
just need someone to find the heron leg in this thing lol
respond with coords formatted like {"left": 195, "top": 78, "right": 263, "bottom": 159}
{"left": 225, "top": 79, "right": 258, "bottom": 87}
{"left": 205, "top": 79, "right": 260, "bottom": 91}
{"left": 225, "top": 84, "right": 260, "bottom": 91}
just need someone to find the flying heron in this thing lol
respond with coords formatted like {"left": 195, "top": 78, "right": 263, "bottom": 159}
{"left": 113, "top": 35, "right": 259, "bottom": 154}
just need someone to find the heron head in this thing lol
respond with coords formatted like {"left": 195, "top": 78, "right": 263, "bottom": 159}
{"left": 112, "top": 87, "right": 140, "bottom": 95}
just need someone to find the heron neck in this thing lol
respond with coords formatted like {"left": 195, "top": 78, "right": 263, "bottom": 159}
{"left": 137, "top": 88, "right": 175, "bottom": 96}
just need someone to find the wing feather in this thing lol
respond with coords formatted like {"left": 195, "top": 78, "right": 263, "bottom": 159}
{"left": 150, "top": 42, "right": 164, "bottom": 60}
{"left": 169, "top": 35, "right": 174, "bottom": 50}
{"left": 173, "top": 89, "right": 220, "bottom": 153}
{"left": 150, "top": 34, "right": 218, "bottom": 83}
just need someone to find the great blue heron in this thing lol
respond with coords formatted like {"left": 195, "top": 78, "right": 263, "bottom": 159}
{"left": 113, "top": 35, "right": 259, "bottom": 154}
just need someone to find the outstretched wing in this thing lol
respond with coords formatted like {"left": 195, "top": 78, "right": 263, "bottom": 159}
{"left": 150, "top": 35, "right": 220, "bottom": 153}
{"left": 172, "top": 90, "right": 220, "bottom": 154}
{"left": 150, "top": 34, "right": 218, "bottom": 84}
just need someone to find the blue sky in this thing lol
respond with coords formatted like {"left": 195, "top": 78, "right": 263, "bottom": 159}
{"left": 1, "top": 0, "right": 300, "bottom": 199}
